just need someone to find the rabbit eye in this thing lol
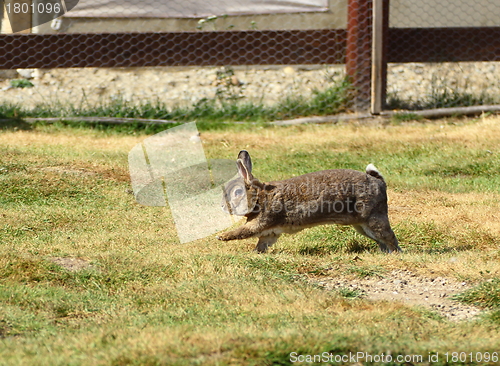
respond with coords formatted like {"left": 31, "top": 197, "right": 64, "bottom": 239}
{"left": 233, "top": 188, "right": 244, "bottom": 197}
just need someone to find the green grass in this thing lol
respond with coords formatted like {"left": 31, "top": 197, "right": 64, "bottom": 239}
{"left": 453, "top": 279, "right": 500, "bottom": 324}
{"left": 343, "top": 264, "right": 386, "bottom": 279}
{"left": 337, "top": 287, "right": 365, "bottom": 299}
{"left": 453, "top": 279, "right": 500, "bottom": 309}
{"left": 390, "top": 112, "right": 424, "bottom": 123}
{"left": 249, "top": 136, "right": 500, "bottom": 194}
{"left": 1, "top": 119, "right": 500, "bottom": 365}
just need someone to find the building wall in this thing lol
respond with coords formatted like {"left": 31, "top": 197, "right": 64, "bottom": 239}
{"left": 4, "top": 0, "right": 347, "bottom": 33}
{"left": 390, "top": 0, "right": 500, "bottom": 27}
{"left": 2, "top": 0, "right": 499, "bottom": 34}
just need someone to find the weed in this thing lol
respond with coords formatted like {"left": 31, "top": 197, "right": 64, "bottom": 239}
{"left": 337, "top": 287, "right": 364, "bottom": 298}
{"left": 213, "top": 67, "right": 244, "bottom": 104}
{"left": 387, "top": 72, "right": 498, "bottom": 110}
{"left": 10, "top": 79, "right": 34, "bottom": 88}
{"left": 391, "top": 112, "right": 423, "bottom": 124}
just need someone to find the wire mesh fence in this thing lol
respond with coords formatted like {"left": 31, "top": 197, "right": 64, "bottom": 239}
{"left": 0, "top": 0, "right": 499, "bottom": 121}
{"left": 0, "top": 0, "right": 355, "bottom": 122}
{"left": 387, "top": 0, "right": 500, "bottom": 110}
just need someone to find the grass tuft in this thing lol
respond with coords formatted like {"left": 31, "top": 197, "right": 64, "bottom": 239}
{"left": 453, "top": 279, "right": 500, "bottom": 309}
{"left": 337, "top": 287, "right": 365, "bottom": 299}
{"left": 10, "top": 79, "right": 34, "bottom": 88}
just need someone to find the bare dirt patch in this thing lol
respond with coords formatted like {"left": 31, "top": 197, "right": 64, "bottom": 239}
{"left": 38, "top": 166, "right": 98, "bottom": 176}
{"left": 33, "top": 164, "right": 130, "bottom": 182}
{"left": 49, "top": 257, "right": 93, "bottom": 272}
{"left": 316, "top": 269, "right": 482, "bottom": 321}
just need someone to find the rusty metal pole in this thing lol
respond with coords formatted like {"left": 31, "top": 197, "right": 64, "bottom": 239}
{"left": 346, "top": 0, "right": 373, "bottom": 111}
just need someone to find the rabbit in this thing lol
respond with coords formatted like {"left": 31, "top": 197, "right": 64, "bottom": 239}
{"left": 217, "top": 150, "right": 401, "bottom": 254}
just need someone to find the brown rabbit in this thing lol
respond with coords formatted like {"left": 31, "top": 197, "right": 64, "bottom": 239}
{"left": 217, "top": 150, "right": 401, "bottom": 253}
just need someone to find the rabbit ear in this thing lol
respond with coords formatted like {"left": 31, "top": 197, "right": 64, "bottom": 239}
{"left": 237, "top": 150, "right": 252, "bottom": 173}
{"left": 236, "top": 150, "right": 253, "bottom": 183}
{"left": 236, "top": 159, "right": 253, "bottom": 183}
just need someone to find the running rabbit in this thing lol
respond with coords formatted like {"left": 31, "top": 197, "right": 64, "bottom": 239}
{"left": 217, "top": 150, "right": 401, "bottom": 253}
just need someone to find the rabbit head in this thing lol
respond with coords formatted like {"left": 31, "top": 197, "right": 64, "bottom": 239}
{"left": 221, "top": 150, "right": 261, "bottom": 216}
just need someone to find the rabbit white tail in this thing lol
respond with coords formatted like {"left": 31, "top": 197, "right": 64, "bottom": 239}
{"left": 366, "top": 164, "right": 384, "bottom": 181}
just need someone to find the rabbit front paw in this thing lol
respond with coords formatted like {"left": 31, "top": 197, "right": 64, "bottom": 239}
{"left": 216, "top": 233, "right": 232, "bottom": 241}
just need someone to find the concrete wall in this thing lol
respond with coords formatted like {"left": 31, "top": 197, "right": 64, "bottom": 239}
{"left": 35, "top": 8, "right": 347, "bottom": 33}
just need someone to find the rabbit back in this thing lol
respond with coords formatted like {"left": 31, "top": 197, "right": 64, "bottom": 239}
{"left": 257, "top": 169, "right": 386, "bottom": 227}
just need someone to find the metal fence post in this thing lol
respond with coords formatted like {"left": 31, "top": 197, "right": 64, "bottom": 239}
{"left": 346, "top": 0, "right": 372, "bottom": 111}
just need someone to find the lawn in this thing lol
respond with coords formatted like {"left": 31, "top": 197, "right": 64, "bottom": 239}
{"left": 1, "top": 115, "right": 500, "bottom": 365}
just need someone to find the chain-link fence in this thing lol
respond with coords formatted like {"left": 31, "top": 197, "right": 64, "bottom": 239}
{"left": 0, "top": 0, "right": 499, "bottom": 120}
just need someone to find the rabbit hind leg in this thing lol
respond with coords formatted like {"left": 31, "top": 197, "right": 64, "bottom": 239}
{"left": 255, "top": 235, "right": 280, "bottom": 253}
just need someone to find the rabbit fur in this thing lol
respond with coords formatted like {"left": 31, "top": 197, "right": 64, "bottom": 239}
{"left": 217, "top": 150, "right": 401, "bottom": 253}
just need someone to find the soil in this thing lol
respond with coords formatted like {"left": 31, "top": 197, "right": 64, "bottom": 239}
{"left": 315, "top": 269, "right": 482, "bottom": 321}
{"left": 49, "top": 257, "right": 93, "bottom": 272}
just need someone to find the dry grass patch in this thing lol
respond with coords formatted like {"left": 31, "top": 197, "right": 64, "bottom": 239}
{"left": 390, "top": 189, "right": 500, "bottom": 245}
{"left": 203, "top": 114, "right": 500, "bottom": 158}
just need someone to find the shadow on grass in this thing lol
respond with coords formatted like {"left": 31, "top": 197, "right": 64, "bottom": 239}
{"left": 298, "top": 239, "right": 374, "bottom": 256}
{"left": 0, "top": 119, "right": 32, "bottom": 131}
{"left": 408, "top": 244, "right": 475, "bottom": 255}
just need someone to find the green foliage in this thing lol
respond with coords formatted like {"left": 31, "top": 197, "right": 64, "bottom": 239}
{"left": 10, "top": 79, "right": 34, "bottom": 88}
